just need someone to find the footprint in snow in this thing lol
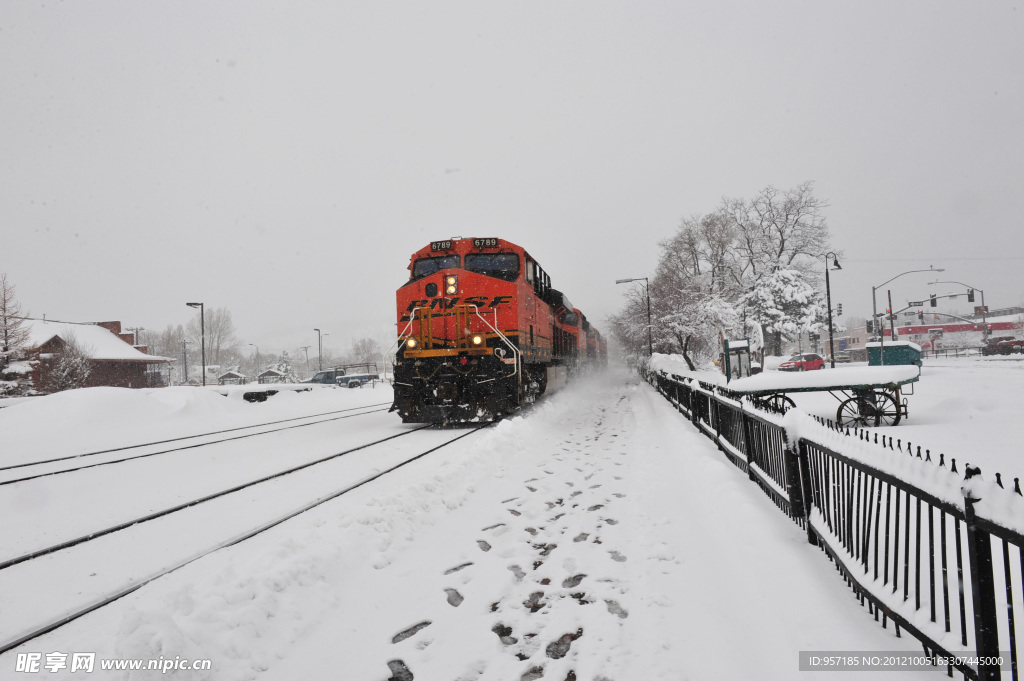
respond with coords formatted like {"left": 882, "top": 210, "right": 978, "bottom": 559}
{"left": 573, "top": 533, "right": 589, "bottom": 543}
{"left": 605, "top": 519, "right": 619, "bottom": 525}
{"left": 508, "top": 565, "right": 526, "bottom": 581}
{"left": 444, "top": 588, "right": 464, "bottom": 607}
{"left": 477, "top": 540, "right": 492, "bottom": 552}
{"left": 562, "top": 573, "right": 586, "bottom": 588}
{"left": 609, "top": 550, "right": 627, "bottom": 562}
{"left": 387, "top": 659, "right": 414, "bottom": 681}
{"left": 605, "top": 600, "right": 629, "bottom": 618}
{"left": 444, "top": 562, "right": 473, "bottom": 575}
{"left": 492, "top": 623, "right": 518, "bottom": 645}
{"left": 392, "top": 621, "right": 431, "bottom": 644}
{"left": 588, "top": 504, "right": 604, "bottom": 512}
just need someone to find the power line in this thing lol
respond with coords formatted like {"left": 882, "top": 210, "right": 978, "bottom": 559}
{"left": 844, "top": 257, "right": 1024, "bottom": 263}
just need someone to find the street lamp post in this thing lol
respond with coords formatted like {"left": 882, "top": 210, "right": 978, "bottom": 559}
{"left": 928, "top": 280, "right": 987, "bottom": 337}
{"left": 314, "top": 329, "right": 323, "bottom": 371}
{"left": 249, "top": 343, "right": 260, "bottom": 380}
{"left": 615, "top": 277, "right": 652, "bottom": 357}
{"left": 824, "top": 253, "right": 842, "bottom": 368}
{"left": 186, "top": 302, "right": 206, "bottom": 386}
{"left": 871, "top": 267, "right": 943, "bottom": 363}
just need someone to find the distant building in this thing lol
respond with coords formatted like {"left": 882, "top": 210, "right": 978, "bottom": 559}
{"left": 217, "top": 369, "right": 247, "bottom": 385}
{"left": 875, "top": 310, "right": 1023, "bottom": 352}
{"left": 24, "top": 319, "right": 171, "bottom": 390}
{"left": 257, "top": 368, "right": 287, "bottom": 384}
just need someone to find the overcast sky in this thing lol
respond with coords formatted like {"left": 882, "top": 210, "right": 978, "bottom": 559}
{"left": 2, "top": 1, "right": 1021, "bottom": 358}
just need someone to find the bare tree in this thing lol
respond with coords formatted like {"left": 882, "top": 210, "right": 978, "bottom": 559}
{"left": 42, "top": 331, "right": 92, "bottom": 392}
{"left": 730, "top": 182, "right": 832, "bottom": 280}
{"left": 350, "top": 337, "right": 383, "bottom": 365}
{"left": 0, "top": 273, "right": 30, "bottom": 367}
{"left": 187, "top": 307, "right": 237, "bottom": 364}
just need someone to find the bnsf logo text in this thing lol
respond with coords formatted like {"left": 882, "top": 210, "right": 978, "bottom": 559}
{"left": 400, "top": 296, "right": 513, "bottom": 320}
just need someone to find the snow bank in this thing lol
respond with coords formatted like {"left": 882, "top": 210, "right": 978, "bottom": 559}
{"left": 648, "top": 353, "right": 725, "bottom": 386}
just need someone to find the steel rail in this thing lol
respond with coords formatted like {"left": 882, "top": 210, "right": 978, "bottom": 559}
{"left": 0, "top": 422, "right": 494, "bottom": 656}
{"left": 0, "top": 424, "right": 432, "bottom": 571}
{"left": 0, "top": 401, "right": 394, "bottom": 472}
{"left": 0, "top": 405, "right": 390, "bottom": 486}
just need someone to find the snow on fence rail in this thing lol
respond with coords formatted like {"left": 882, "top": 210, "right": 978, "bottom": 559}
{"left": 647, "top": 366, "right": 1024, "bottom": 681}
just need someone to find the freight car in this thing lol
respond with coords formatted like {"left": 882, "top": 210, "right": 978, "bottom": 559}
{"left": 390, "top": 237, "right": 606, "bottom": 423}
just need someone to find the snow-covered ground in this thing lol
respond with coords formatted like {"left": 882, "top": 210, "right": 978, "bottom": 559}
{"left": 0, "top": 373, "right": 945, "bottom": 680}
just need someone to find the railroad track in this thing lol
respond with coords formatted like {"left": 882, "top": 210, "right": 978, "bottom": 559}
{"left": 0, "top": 420, "right": 496, "bottom": 655}
{"left": 0, "top": 402, "right": 393, "bottom": 483}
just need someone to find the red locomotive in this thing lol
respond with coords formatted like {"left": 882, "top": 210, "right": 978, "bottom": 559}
{"left": 390, "top": 237, "right": 606, "bottom": 423}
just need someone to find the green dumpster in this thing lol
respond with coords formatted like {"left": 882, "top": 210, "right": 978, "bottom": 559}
{"left": 867, "top": 341, "right": 922, "bottom": 367}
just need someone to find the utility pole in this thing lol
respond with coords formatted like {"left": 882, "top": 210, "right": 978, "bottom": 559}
{"left": 300, "top": 346, "right": 311, "bottom": 372}
{"left": 181, "top": 339, "right": 191, "bottom": 384}
{"left": 127, "top": 326, "right": 145, "bottom": 347}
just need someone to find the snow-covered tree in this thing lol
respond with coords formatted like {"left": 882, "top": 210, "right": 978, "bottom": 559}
{"left": 0, "top": 273, "right": 30, "bottom": 369}
{"left": 743, "top": 268, "right": 825, "bottom": 356}
{"left": 42, "top": 331, "right": 92, "bottom": 392}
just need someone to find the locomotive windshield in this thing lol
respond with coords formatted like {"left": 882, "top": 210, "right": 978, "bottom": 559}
{"left": 411, "top": 254, "right": 460, "bottom": 280}
{"left": 464, "top": 253, "right": 520, "bottom": 282}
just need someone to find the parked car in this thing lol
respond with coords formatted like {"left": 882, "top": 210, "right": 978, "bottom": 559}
{"left": 336, "top": 373, "right": 380, "bottom": 388}
{"left": 304, "top": 369, "right": 343, "bottom": 385}
{"left": 981, "top": 336, "right": 1020, "bottom": 356}
{"left": 778, "top": 353, "right": 826, "bottom": 371}
{"left": 303, "top": 363, "right": 382, "bottom": 386}
{"left": 831, "top": 351, "right": 852, "bottom": 363}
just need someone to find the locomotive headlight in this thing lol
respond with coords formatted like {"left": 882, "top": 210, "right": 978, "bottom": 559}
{"left": 445, "top": 275, "right": 458, "bottom": 295}
{"left": 471, "top": 334, "right": 483, "bottom": 346}
{"left": 406, "top": 338, "right": 418, "bottom": 349}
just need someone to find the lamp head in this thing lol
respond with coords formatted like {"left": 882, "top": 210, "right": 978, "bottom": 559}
{"left": 186, "top": 302, "right": 202, "bottom": 309}
{"left": 615, "top": 278, "right": 635, "bottom": 284}
{"left": 831, "top": 256, "right": 842, "bottom": 270}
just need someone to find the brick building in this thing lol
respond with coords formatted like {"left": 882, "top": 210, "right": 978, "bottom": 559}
{"left": 25, "top": 319, "right": 171, "bottom": 390}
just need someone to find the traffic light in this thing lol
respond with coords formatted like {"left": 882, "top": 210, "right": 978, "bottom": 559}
{"left": 968, "top": 289, "right": 975, "bottom": 303}
{"left": 866, "top": 320, "right": 874, "bottom": 333}
{"left": 929, "top": 294, "right": 937, "bottom": 307}
{"left": 836, "top": 303, "right": 843, "bottom": 316}
{"left": 918, "top": 309, "right": 924, "bottom": 321}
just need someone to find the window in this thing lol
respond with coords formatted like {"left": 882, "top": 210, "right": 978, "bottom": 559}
{"left": 412, "top": 255, "right": 460, "bottom": 280}
{"left": 464, "top": 253, "right": 520, "bottom": 282}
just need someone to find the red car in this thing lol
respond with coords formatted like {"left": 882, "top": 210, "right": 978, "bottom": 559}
{"left": 779, "top": 353, "right": 825, "bottom": 371}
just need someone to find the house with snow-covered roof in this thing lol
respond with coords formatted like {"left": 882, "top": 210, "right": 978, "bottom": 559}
{"left": 24, "top": 319, "right": 171, "bottom": 390}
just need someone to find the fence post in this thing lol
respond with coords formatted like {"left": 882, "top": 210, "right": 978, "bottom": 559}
{"left": 741, "top": 410, "right": 757, "bottom": 482}
{"left": 963, "top": 487, "right": 1002, "bottom": 681}
{"left": 782, "top": 429, "right": 811, "bottom": 539}
{"left": 796, "top": 440, "right": 819, "bottom": 546}
{"left": 713, "top": 397, "right": 723, "bottom": 451}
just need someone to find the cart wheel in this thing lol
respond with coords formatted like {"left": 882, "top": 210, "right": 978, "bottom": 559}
{"left": 756, "top": 393, "right": 796, "bottom": 413}
{"left": 836, "top": 391, "right": 901, "bottom": 427}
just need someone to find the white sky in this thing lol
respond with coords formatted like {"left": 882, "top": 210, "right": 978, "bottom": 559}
{"left": 2, "top": 1, "right": 1021, "bottom": 355}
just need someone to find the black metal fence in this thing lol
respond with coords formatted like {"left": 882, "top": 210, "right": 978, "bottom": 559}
{"left": 650, "top": 369, "right": 1024, "bottom": 681}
